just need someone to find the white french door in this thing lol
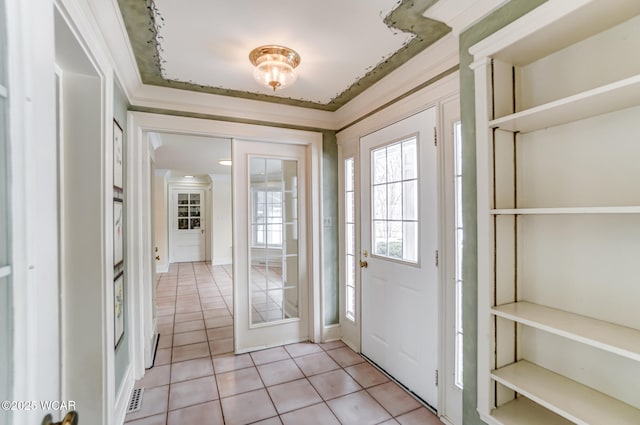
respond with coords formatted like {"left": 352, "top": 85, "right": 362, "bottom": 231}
{"left": 170, "top": 188, "right": 205, "bottom": 262}
{"left": 233, "top": 140, "right": 309, "bottom": 352}
{"left": 360, "top": 108, "right": 439, "bottom": 407}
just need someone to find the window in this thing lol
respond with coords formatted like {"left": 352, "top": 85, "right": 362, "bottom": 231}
{"left": 252, "top": 190, "right": 283, "bottom": 247}
{"left": 454, "top": 121, "right": 464, "bottom": 389}
{"left": 344, "top": 157, "right": 356, "bottom": 322}
{"left": 177, "top": 192, "right": 201, "bottom": 230}
{"left": 371, "top": 137, "right": 418, "bottom": 263}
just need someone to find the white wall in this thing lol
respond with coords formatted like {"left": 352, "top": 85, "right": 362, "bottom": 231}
{"left": 153, "top": 171, "right": 169, "bottom": 272}
{"left": 211, "top": 174, "right": 233, "bottom": 265}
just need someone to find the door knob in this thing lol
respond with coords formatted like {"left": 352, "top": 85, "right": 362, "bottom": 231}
{"left": 360, "top": 260, "right": 368, "bottom": 268}
{"left": 155, "top": 256, "right": 160, "bottom": 261}
{"left": 42, "top": 412, "right": 78, "bottom": 425}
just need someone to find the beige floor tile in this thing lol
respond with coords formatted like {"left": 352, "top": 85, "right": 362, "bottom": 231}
{"left": 134, "top": 364, "right": 170, "bottom": 389}
{"left": 251, "top": 417, "right": 282, "bottom": 425}
{"left": 207, "top": 326, "right": 233, "bottom": 340}
{"left": 213, "top": 353, "right": 254, "bottom": 374}
{"left": 170, "top": 357, "right": 214, "bottom": 383}
{"left": 308, "top": 369, "right": 362, "bottom": 400}
{"left": 326, "top": 347, "right": 366, "bottom": 367}
{"left": 345, "top": 362, "right": 389, "bottom": 388}
{"left": 157, "top": 334, "right": 173, "bottom": 349}
{"left": 285, "top": 342, "right": 324, "bottom": 358}
{"left": 203, "top": 308, "right": 231, "bottom": 318}
{"left": 294, "top": 352, "right": 340, "bottom": 377}
{"left": 168, "top": 375, "right": 219, "bottom": 410}
{"left": 172, "top": 329, "right": 207, "bottom": 346}
{"left": 167, "top": 401, "right": 224, "bottom": 425}
{"left": 205, "top": 316, "right": 233, "bottom": 329}
{"left": 217, "top": 366, "right": 264, "bottom": 398}
{"left": 327, "top": 390, "right": 391, "bottom": 425}
{"left": 250, "top": 346, "right": 290, "bottom": 365}
{"left": 173, "top": 319, "right": 205, "bottom": 333}
{"left": 367, "top": 382, "right": 421, "bottom": 416}
{"left": 220, "top": 389, "right": 277, "bottom": 425}
{"left": 267, "top": 378, "right": 322, "bottom": 414}
{"left": 153, "top": 348, "right": 172, "bottom": 366}
{"left": 280, "top": 403, "right": 340, "bottom": 425}
{"left": 319, "top": 340, "right": 346, "bottom": 351}
{"left": 210, "top": 338, "right": 234, "bottom": 355}
{"left": 396, "top": 407, "right": 443, "bottom": 425}
{"left": 171, "top": 342, "right": 210, "bottom": 363}
{"left": 174, "top": 311, "right": 203, "bottom": 323}
{"left": 257, "top": 359, "right": 304, "bottom": 386}
{"left": 124, "top": 413, "right": 167, "bottom": 425}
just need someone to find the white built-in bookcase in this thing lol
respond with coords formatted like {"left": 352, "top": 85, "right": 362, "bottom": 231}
{"left": 470, "top": 1, "right": 640, "bottom": 424}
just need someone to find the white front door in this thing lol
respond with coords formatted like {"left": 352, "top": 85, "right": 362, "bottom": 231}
{"left": 360, "top": 108, "right": 439, "bottom": 408}
{"left": 171, "top": 188, "right": 206, "bottom": 262}
{"left": 233, "top": 140, "right": 309, "bottom": 352}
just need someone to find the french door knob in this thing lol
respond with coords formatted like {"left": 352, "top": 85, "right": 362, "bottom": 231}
{"left": 360, "top": 260, "right": 368, "bottom": 268}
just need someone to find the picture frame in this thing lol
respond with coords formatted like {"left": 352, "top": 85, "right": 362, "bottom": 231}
{"left": 113, "top": 119, "right": 123, "bottom": 190}
{"left": 114, "top": 198, "right": 124, "bottom": 267}
{"left": 114, "top": 272, "right": 125, "bottom": 349}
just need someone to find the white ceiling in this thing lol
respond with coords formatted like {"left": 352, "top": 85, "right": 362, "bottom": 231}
{"left": 117, "top": 0, "right": 509, "bottom": 113}
{"left": 152, "top": 133, "right": 232, "bottom": 176}
{"left": 120, "top": 1, "right": 511, "bottom": 173}
{"left": 155, "top": 0, "right": 414, "bottom": 104}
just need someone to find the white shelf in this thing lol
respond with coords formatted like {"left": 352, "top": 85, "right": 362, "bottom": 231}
{"left": 491, "top": 206, "right": 640, "bottom": 215}
{"left": 489, "top": 74, "right": 640, "bottom": 133}
{"left": 490, "top": 397, "right": 573, "bottom": 425}
{"left": 492, "top": 361, "right": 640, "bottom": 425}
{"left": 492, "top": 302, "right": 640, "bottom": 362}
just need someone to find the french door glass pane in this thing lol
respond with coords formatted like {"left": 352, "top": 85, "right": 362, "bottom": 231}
{"left": 370, "top": 137, "right": 419, "bottom": 263}
{"left": 249, "top": 158, "right": 299, "bottom": 324}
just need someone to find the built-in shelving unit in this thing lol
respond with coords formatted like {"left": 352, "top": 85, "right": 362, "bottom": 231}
{"left": 470, "top": 1, "right": 640, "bottom": 424}
{"left": 492, "top": 361, "right": 640, "bottom": 425}
{"left": 492, "top": 302, "right": 640, "bottom": 362}
{"left": 488, "top": 74, "right": 640, "bottom": 133}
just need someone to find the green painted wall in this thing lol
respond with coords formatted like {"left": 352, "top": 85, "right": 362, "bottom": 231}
{"left": 113, "top": 79, "right": 130, "bottom": 391}
{"left": 322, "top": 131, "right": 339, "bottom": 325}
{"left": 458, "top": 1, "right": 547, "bottom": 423}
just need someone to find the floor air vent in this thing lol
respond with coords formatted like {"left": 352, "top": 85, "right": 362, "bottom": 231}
{"left": 127, "top": 388, "right": 144, "bottom": 414}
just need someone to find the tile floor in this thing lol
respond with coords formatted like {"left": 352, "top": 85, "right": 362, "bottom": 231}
{"left": 124, "top": 262, "right": 444, "bottom": 425}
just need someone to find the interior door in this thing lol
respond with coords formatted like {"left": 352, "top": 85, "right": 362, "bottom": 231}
{"left": 171, "top": 188, "right": 205, "bottom": 262}
{"left": 360, "top": 108, "right": 439, "bottom": 408}
{"left": 233, "top": 140, "right": 309, "bottom": 352}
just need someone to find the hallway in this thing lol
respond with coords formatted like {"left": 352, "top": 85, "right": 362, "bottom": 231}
{"left": 124, "top": 262, "right": 443, "bottom": 425}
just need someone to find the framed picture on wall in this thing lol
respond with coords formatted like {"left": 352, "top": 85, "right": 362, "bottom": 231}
{"left": 114, "top": 272, "right": 125, "bottom": 349}
{"left": 113, "top": 119, "right": 123, "bottom": 190}
{"left": 114, "top": 198, "right": 124, "bottom": 267}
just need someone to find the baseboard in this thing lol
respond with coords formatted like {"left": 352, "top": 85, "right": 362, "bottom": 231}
{"left": 322, "top": 324, "right": 341, "bottom": 343}
{"left": 144, "top": 320, "right": 158, "bottom": 369}
{"left": 156, "top": 264, "right": 169, "bottom": 273}
{"left": 114, "top": 364, "right": 134, "bottom": 425}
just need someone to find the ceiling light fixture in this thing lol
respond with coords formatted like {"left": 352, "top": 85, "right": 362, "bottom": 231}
{"left": 218, "top": 160, "right": 232, "bottom": 166}
{"left": 249, "top": 45, "right": 300, "bottom": 92}
{"left": 184, "top": 175, "right": 194, "bottom": 179}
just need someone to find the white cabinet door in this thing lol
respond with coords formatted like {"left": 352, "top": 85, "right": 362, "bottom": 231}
{"left": 170, "top": 189, "right": 205, "bottom": 262}
{"left": 360, "top": 108, "right": 439, "bottom": 407}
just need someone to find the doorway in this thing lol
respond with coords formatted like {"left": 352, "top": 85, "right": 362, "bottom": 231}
{"left": 360, "top": 108, "right": 439, "bottom": 408}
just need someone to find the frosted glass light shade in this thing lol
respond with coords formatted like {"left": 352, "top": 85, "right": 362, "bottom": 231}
{"left": 249, "top": 45, "right": 300, "bottom": 92}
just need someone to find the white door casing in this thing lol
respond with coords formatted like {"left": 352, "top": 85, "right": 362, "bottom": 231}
{"left": 360, "top": 107, "right": 439, "bottom": 407}
{"left": 233, "top": 139, "right": 310, "bottom": 352}
{"left": 170, "top": 187, "right": 206, "bottom": 263}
